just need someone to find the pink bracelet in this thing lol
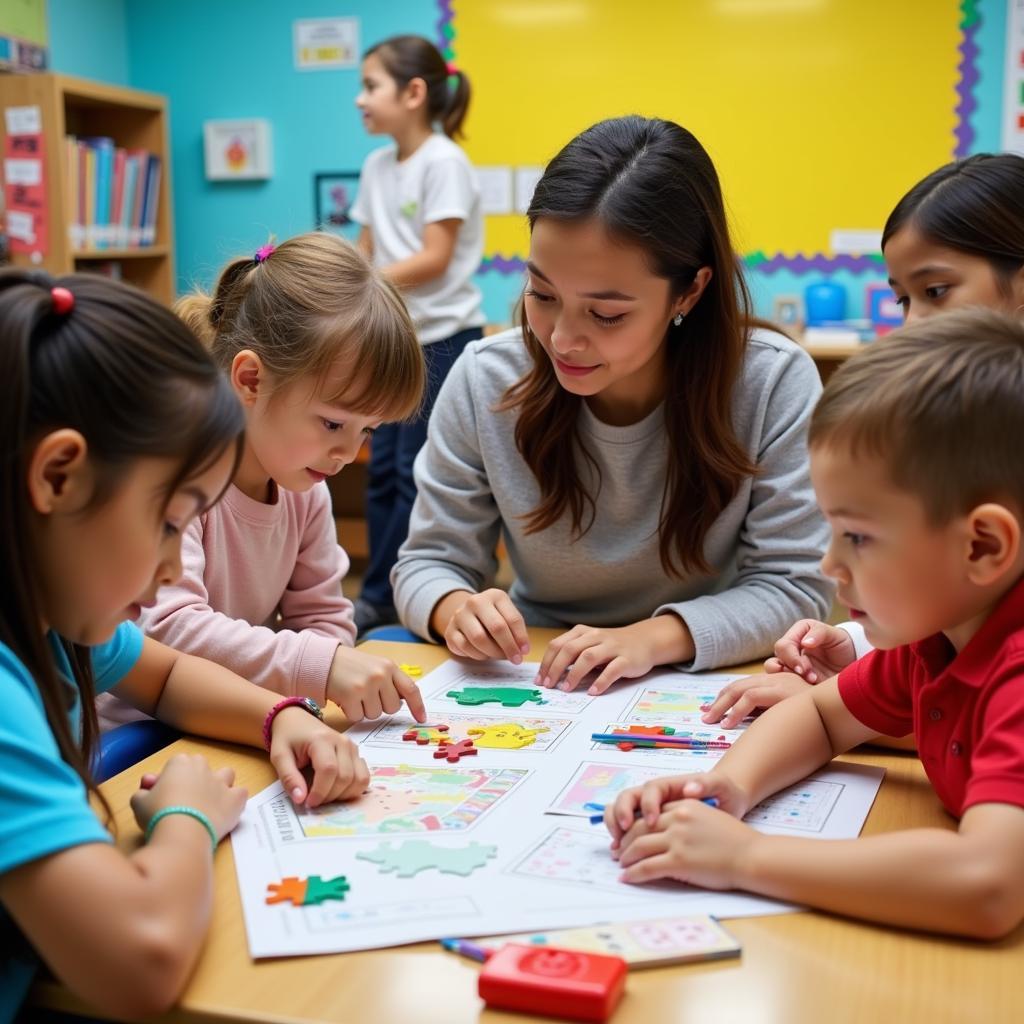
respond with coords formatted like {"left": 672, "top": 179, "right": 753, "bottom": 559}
{"left": 262, "top": 696, "right": 324, "bottom": 751}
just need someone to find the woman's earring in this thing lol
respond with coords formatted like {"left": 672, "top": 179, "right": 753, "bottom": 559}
{"left": 672, "top": 312, "right": 685, "bottom": 327}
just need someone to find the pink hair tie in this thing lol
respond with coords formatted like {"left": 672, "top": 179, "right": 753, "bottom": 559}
{"left": 446, "top": 62, "right": 458, "bottom": 76}
{"left": 51, "top": 286, "right": 75, "bottom": 315}
{"left": 254, "top": 243, "right": 276, "bottom": 265}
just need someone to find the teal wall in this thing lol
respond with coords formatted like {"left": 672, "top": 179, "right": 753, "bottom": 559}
{"left": 47, "top": 0, "right": 1010, "bottom": 322}
{"left": 48, "top": 0, "right": 128, "bottom": 86}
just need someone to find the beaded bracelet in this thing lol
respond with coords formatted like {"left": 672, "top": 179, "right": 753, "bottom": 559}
{"left": 144, "top": 805, "right": 218, "bottom": 854}
{"left": 262, "top": 695, "right": 325, "bottom": 751}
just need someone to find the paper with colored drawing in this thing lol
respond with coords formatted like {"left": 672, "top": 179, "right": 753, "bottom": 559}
{"left": 231, "top": 660, "right": 884, "bottom": 958}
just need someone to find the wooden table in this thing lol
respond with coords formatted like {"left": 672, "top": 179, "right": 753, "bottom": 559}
{"left": 31, "top": 631, "right": 1023, "bottom": 1023}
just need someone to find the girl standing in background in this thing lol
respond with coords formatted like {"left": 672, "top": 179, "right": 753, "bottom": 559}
{"left": 351, "top": 34, "right": 485, "bottom": 633}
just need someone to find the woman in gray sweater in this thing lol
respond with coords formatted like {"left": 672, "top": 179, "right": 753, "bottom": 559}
{"left": 392, "top": 115, "right": 832, "bottom": 693}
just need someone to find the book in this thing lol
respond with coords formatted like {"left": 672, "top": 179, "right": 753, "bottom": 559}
{"left": 467, "top": 915, "right": 742, "bottom": 969}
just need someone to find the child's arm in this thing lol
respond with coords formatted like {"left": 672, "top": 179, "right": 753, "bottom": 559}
{"left": 616, "top": 793, "right": 1024, "bottom": 939}
{"left": 0, "top": 754, "right": 245, "bottom": 1017}
{"left": 382, "top": 218, "right": 460, "bottom": 289}
{"left": 356, "top": 225, "right": 373, "bottom": 260}
{"left": 610, "top": 683, "right": 1024, "bottom": 937}
{"left": 114, "top": 636, "right": 369, "bottom": 807}
{"left": 143, "top": 519, "right": 343, "bottom": 704}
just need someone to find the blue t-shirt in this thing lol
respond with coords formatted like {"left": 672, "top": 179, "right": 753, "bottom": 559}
{"left": 0, "top": 621, "right": 143, "bottom": 1024}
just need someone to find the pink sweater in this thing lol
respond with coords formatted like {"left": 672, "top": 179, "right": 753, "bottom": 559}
{"left": 97, "top": 482, "right": 356, "bottom": 730}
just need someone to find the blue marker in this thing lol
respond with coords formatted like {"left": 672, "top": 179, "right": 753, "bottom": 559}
{"left": 584, "top": 798, "right": 719, "bottom": 825}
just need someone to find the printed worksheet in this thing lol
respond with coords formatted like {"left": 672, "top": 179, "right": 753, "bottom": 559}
{"left": 232, "top": 662, "right": 885, "bottom": 958}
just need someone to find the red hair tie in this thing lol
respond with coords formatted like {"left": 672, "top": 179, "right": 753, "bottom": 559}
{"left": 51, "top": 287, "right": 74, "bottom": 315}
{"left": 446, "top": 62, "right": 459, "bottom": 76}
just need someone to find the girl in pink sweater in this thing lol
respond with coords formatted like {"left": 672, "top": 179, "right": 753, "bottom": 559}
{"left": 98, "top": 233, "right": 426, "bottom": 730}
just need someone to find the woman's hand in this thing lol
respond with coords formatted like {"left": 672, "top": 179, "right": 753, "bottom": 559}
{"left": 267, "top": 707, "right": 370, "bottom": 808}
{"left": 438, "top": 589, "right": 531, "bottom": 663}
{"left": 536, "top": 619, "right": 677, "bottom": 695}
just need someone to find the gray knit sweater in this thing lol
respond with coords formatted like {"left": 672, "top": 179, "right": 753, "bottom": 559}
{"left": 392, "top": 327, "right": 833, "bottom": 669}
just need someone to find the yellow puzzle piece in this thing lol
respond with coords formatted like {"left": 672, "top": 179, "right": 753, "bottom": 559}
{"left": 466, "top": 723, "right": 549, "bottom": 749}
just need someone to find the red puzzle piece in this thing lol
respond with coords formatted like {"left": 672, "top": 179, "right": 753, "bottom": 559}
{"left": 433, "top": 738, "right": 478, "bottom": 762}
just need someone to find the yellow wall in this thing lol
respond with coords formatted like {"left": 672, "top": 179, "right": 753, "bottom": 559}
{"left": 457, "top": 0, "right": 962, "bottom": 261}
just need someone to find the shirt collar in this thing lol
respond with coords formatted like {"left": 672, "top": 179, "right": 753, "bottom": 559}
{"left": 911, "top": 573, "right": 1024, "bottom": 687}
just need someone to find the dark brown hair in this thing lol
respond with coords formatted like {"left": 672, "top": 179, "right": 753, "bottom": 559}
{"left": 0, "top": 270, "right": 244, "bottom": 815}
{"left": 809, "top": 308, "right": 1024, "bottom": 522}
{"left": 177, "top": 232, "right": 423, "bottom": 420}
{"left": 499, "top": 115, "right": 758, "bottom": 577}
{"left": 365, "top": 34, "right": 470, "bottom": 140}
{"left": 883, "top": 154, "right": 1024, "bottom": 287}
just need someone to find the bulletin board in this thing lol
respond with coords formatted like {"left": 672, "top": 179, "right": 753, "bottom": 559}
{"left": 441, "top": 0, "right": 979, "bottom": 273}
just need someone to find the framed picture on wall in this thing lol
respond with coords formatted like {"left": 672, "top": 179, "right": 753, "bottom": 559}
{"left": 314, "top": 171, "right": 361, "bottom": 243}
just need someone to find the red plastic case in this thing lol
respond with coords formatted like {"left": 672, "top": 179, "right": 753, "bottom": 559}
{"left": 478, "top": 943, "right": 627, "bottom": 1021}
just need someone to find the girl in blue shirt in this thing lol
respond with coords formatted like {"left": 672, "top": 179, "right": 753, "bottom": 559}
{"left": 0, "top": 270, "right": 369, "bottom": 1021}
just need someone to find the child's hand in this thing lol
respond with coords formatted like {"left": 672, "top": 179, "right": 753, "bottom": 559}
{"left": 604, "top": 771, "right": 750, "bottom": 849}
{"left": 536, "top": 623, "right": 657, "bottom": 695}
{"left": 267, "top": 707, "right": 370, "bottom": 809}
{"left": 442, "top": 588, "right": 531, "bottom": 664}
{"left": 130, "top": 753, "right": 247, "bottom": 842}
{"left": 700, "top": 672, "right": 811, "bottom": 728}
{"left": 764, "top": 619, "right": 857, "bottom": 683}
{"left": 328, "top": 647, "right": 426, "bottom": 724}
{"left": 615, "top": 797, "right": 761, "bottom": 889}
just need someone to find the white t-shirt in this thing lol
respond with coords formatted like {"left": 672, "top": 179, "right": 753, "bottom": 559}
{"left": 351, "top": 134, "right": 485, "bottom": 344}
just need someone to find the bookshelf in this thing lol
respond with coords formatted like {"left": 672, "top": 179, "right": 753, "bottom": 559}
{"left": 0, "top": 73, "right": 174, "bottom": 305}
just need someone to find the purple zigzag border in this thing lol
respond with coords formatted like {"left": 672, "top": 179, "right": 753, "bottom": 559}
{"left": 461, "top": 2, "right": 980, "bottom": 276}
{"left": 435, "top": 0, "right": 454, "bottom": 56}
{"left": 954, "top": 15, "right": 980, "bottom": 156}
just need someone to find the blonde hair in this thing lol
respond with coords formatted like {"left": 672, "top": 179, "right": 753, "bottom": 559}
{"left": 177, "top": 232, "right": 424, "bottom": 418}
{"left": 809, "top": 308, "right": 1024, "bottom": 523}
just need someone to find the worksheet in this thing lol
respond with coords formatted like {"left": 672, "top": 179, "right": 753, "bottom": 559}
{"left": 231, "top": 660, "right": 884, "bottom": 958}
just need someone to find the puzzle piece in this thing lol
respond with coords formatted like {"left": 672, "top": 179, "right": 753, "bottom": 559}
{"left": 400, "top": 663, "right": 423, "bottom": 677}
{"left": 304, "top": 875, "right": 351, "bottom": 905}
{"left": 402, "top": 724, "right": 450, "bottom": 745}
{"left": 467, "top": 722, "right": 550, "bottom": 749}
{"left": 609, "top": 724, "right": 675, "bottom": 751}
{"left": 433, "top": 737, "right": 478, "bottom": 762}
{"left": 357, "top": 839, "right": 498, "bottom": 878}
{"left": 446, "top": 686, "right": 545, "bottom": 708}
{"left": 266, "top": 874, "right": 350, "bottom": 906}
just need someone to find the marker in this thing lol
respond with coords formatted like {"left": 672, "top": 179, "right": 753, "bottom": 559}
{"left": 441, "top": 937, "right": 493, "bottom": 962}
{"left": 590, "top": 732, "right": 731, "bottom": 750}
{"left": 584, "top": 798, "right": 719, "bottom": 825}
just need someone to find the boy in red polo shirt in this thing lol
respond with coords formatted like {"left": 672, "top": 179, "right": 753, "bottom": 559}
{"left": 603, "top": 309, "right": 1024, "bottom": 938}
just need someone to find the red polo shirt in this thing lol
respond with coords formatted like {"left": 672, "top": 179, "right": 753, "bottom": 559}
{"left": 837, "top": 575, "right": 1024, "bottom": 818}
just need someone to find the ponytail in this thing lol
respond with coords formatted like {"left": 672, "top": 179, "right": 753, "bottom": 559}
{"left": 367, "top": 35, "right": 471, "bottom": 140}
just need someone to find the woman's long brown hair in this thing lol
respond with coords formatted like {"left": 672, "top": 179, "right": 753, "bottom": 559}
{"left": 499, "top": 116, "right": 758, "bottom": 576}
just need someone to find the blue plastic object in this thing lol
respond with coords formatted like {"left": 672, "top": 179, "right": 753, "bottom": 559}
{"left": 804, "top": 282, "right": 847, "bottom": 326}
{"left": 94, "top": 720, "right": 181, "bottom": 783}
{"left": 360, "top": 625, "right": 425, "bottom": 643}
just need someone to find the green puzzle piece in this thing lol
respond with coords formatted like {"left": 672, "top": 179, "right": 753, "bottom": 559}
{"left": 357, "top": 840, "right": 497, "bottom": 878}
{"left": 304, "top": 875, "right": 351, "bottom": 905}
{"left": 446, "top": 686, "right": 545, "bottom": 708}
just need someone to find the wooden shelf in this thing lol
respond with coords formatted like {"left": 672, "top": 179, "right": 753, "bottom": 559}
{"left": 0, "top": 73, "right": 175, "bottom": 305}
{"left": 73, "top": 244, "right": 170, "bottom": 260}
